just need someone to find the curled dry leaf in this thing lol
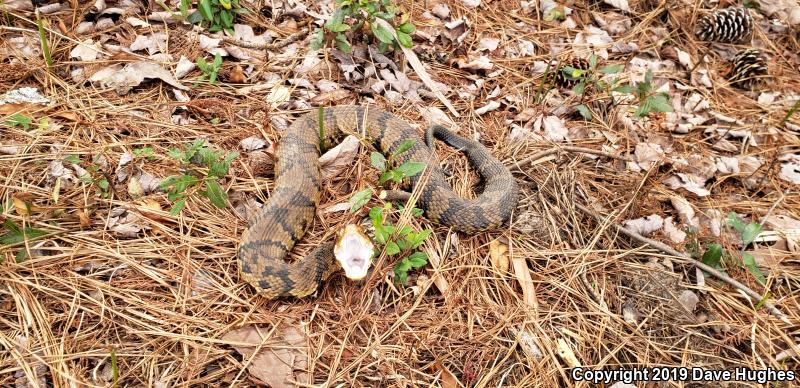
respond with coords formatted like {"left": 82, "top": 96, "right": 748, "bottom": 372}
{"left": 670, "top": 195, "right": 698, "bottom": 227}
{"left": 433, "top": 360, "right": 459, "bottom": 388}
{"left": 419, "top": 106, "right": 456, "bottom": 128}
{"left": 663, "top": 173, "right": 711, "bottom": 197}
{"left": 474, "top": 100, "right": 501, "bottom": 115}
{"left": 319, "top": 135, "right": 360, "bottom": 179}
{"left": 662, "top": 217, "right": 687, "bottom": 243}
{"left": 221, "top": 325, "right": 309, "bottom": 388}
{"left": 623, "top": 214, "right": 664, "bottom": 236}
{"left": 240, "top": 136, "right": 267, "bottom": 151}
{"left": 89, "top": 61, "right": 188, "bottom": 94}
{"left": 778, "top": 154, "right": 800, "bottom": 185}
{"left": 489, "top": 239, "right": 510, "bottom": 273}
{"left": 456, "top": 55, "right": 494, "bottom": 70}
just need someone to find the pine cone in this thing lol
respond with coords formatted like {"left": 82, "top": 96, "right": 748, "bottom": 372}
{"left": 551, "top": 58, "right": 590, "bottom": 88}
{"left": 727, "top": 49, "right": 768, "bottom": 90}
{"left": 695, "top": 7, "right": 754, "bottom": 43}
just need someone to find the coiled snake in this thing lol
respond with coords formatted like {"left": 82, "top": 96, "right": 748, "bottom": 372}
{"left": 238, "top": 106, "right": 518, "bottom": 298}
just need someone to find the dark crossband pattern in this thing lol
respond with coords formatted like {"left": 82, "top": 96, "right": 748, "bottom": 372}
{"left": 238, "top": 106, "right": 519, "bottom": 299}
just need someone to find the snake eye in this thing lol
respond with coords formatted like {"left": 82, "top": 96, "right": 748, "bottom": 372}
{"left": 334, "top": 224, "right": 375, "bottom": 280}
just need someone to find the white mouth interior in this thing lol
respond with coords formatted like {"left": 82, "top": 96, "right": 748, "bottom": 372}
{"left": 334, "top": 225, "right": 374, "bottom": 280}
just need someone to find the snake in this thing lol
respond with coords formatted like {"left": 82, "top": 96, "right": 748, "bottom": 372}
{"left": 238, "top": 105, "right": 519, "bottom": 299}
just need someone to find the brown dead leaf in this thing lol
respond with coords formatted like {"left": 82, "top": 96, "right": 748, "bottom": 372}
{"left": 489, "top": 239, "right": 509, "bottom": 273}
{"left": 319, "top": 135, "right": 360, "bottom": 179}
{"left": 228, "top": 64, "right": 246, "bottom": 83}
{"left": 0, "top": 103, "right": 33, "bottom": 116}
{"left": 221, "top": 325, "right": 309, "bottom": 388}
{"left": 434, "top": 360, "right": 460, "bottom": 388}
{"left": 51, "top": 110, "right": 82, "bottom": 122}
{"left": 137, "top": 199, "right": 167, "bottom": 223}
{"left": 78, "top": 209, "right": 92, "bottom": 228}
{"left": 12, "top": 195, "right": 41, "bottom": 216}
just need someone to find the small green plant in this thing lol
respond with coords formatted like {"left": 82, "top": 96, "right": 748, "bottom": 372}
{"left": 1, "top": 219, "right": 48, "bottom": 262}
{"left": 369, "top": 140, "right": 425, "bottom": 185}
{"left": 311, "top": 0, "right": 416, "bottom": 53}
{"left": 35, "top": 11, "right": 53, "bottom": 69}
{"left": 132, "top": 147, "right": 157, "bottom": 161}
{"left": 726, "top": 212, "right": 766, "bottom": 285}
{"left": 562, "top": 54, "right": 628, "bottom": 120}
{"left": 632, "top": 69, "right": 673, "bottom": 118}
{"left": 67, "top": 154, "right": 112, "bottom": 198}
{"left": 346, "top": 140, "right": 431, "bottom": 285}
{"left": 688, "top": 212, "right": 767, "bottom": 287}
{"left": 4, "top": 113, "right": 33, "bottom": 130}
{"left": 181, "top": 0, "right": 247, "bottom": 33}
{"left": 368, "top": 203, "right": 431, "bottom": 285}
{"left": 161, "top": 139, "right": 238, "bottom": 215}
{"left": 196, "top": 53, "right": 222, "bottom": 85}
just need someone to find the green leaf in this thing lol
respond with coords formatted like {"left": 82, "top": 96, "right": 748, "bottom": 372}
{"left": 407, "top": 251, "right": 428, "bottom": 267}
{"left": 701, "top": 243, "right": 723, "bottom": 268}
{"left": 648, "top": 94, "right": 673, "bottom": 113}
{"left": 5, "top": 113, "right": 32, "bottom": 129}
{"left": 170, "top": 199, "right": 187, "bottom": 215}
{"left": 0, "top": 221, "right": 48, "bottom": 245}
{"left": 755, "top": 291, "right": 771, "bottom": 309}
{"left": 599, "top": 64, "right": 624, "bottom": 74}
{"left": 385, "top": 241, "right": 400, "bottom": 255}
{"left": 334, "top": 33, "right": 352, "bottom": 52}
{"left": 203, "top": 178, "right": 228, "bottom": 208}
{"left": 219, "top": 10, "right": 233, "bottom": 30}
{"left": 742, "top": 253, "right": 766, "bottom": 285}
{"left": 379, "top": 170, "right": 401, "bottom": 185}
{"left": 97, "top": 179, "right": 109, "bottom": 190}
{"left": 327, "top": 22, "right": 350, "bottom": 33}
{"left": 187, "top": 10, "right": 203, "bottom": 24}
{"left": 350, "top": 188, "right": 374, "bottom": 213}
{"left": 132, "top": 147, "right": 154, "bottom": 157}
{"left": 613, "top": 84, "right": 634, "bottom": 94}
{"left": 375, "top": 225, "right": 390, "bottom": 245}
{"left": 727, "top": 212, "right": 747, "bottom": 233}
{"left": 543, "top": 5, "right": 565, "bottom": 21}
{"left": 395, "top": 161, "right": 426, "bottom": 178}
{"left": 588, "top": 55, "right": 598, "bottom": 69}
{"left": 371, "top": 22, "right": 395, "bottom": 44}
{"left": 368, "top": 205, "right": 383, "bottom": 222}
{"left": 408, "top": 228, "right": 431, "bottom": 248}
{"left": 370, "top": 152, "right": 387, "bottom": 171}
{"left": 199, "top": 0, "right": 213, "bottom": 21}
{"left": 209, "top": 151, "right": 239, "bottom": 177}
{"left": 741, "top": 222, "right": 763, "bottom": 246}
{"left": 398, "top": 22, "right": 416, "bottom": 34}
{"left": 310, "top": 28, "right": 325, "bottom": 50}
{"left": 392, "top": 139, "right": 416, "bottom": 157}
{"left": 396, "top": 31, "right": 412, "bottom": 48}
{"left": 572, "top": 82, "right": 585, "bottom": 95}
{"left": 644, "top": 69, "right": 654, "bottom": 85}
{"left": 394, "top": 266, "right": 409, "bottom": 285}
{"left": 64, "top": 155, "right": 81, "bottom": 164}
{"left": 213, "top": 52, "right": 223, "bottom": 68}
{"left": 575, "top": 104, "right": 592, "bottom": 120}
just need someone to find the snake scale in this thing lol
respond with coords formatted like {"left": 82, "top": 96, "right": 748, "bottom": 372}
{"left": 238, "top": 105, "right": 519, "bottom": 298}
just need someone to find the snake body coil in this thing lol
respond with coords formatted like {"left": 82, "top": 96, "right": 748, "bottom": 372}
{"left": 238, "top": 106, "right": 518, "bottom": 298}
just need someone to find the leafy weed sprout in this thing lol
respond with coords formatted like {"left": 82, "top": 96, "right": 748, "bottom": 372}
{"left": 160, "top": 140, "right": 239, "bottom": 215}
{"left": 348, "top": 139, "right": 432, "bottom": 284}
{"left": 688, "top": 212, "right": 767, "bottom": 288}
{"left": 311, "top": 0, "right": 416, "bottom": 53}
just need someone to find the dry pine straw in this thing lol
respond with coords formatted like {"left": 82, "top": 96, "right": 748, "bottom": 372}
{"left": 2, "top": 0, "right": 800, "bottom": 386}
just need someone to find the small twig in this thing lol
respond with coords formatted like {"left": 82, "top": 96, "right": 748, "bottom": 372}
{"left": 573, "top": 202, "right": 790, "bottom": 324}
{"left": 221, "top": 27, "right": 309, "bottom": 50}
{"left": 508, "top": 146, "right": 632, "bottom": 170}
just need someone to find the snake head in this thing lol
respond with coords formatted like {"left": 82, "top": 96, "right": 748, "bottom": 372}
{"left": 334, "top": 224, "right": 374, "bottom": 280}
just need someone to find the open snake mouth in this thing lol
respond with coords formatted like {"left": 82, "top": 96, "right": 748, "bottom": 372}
{"left": 334, "top": 224, "right": 375, "bottom": 280}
